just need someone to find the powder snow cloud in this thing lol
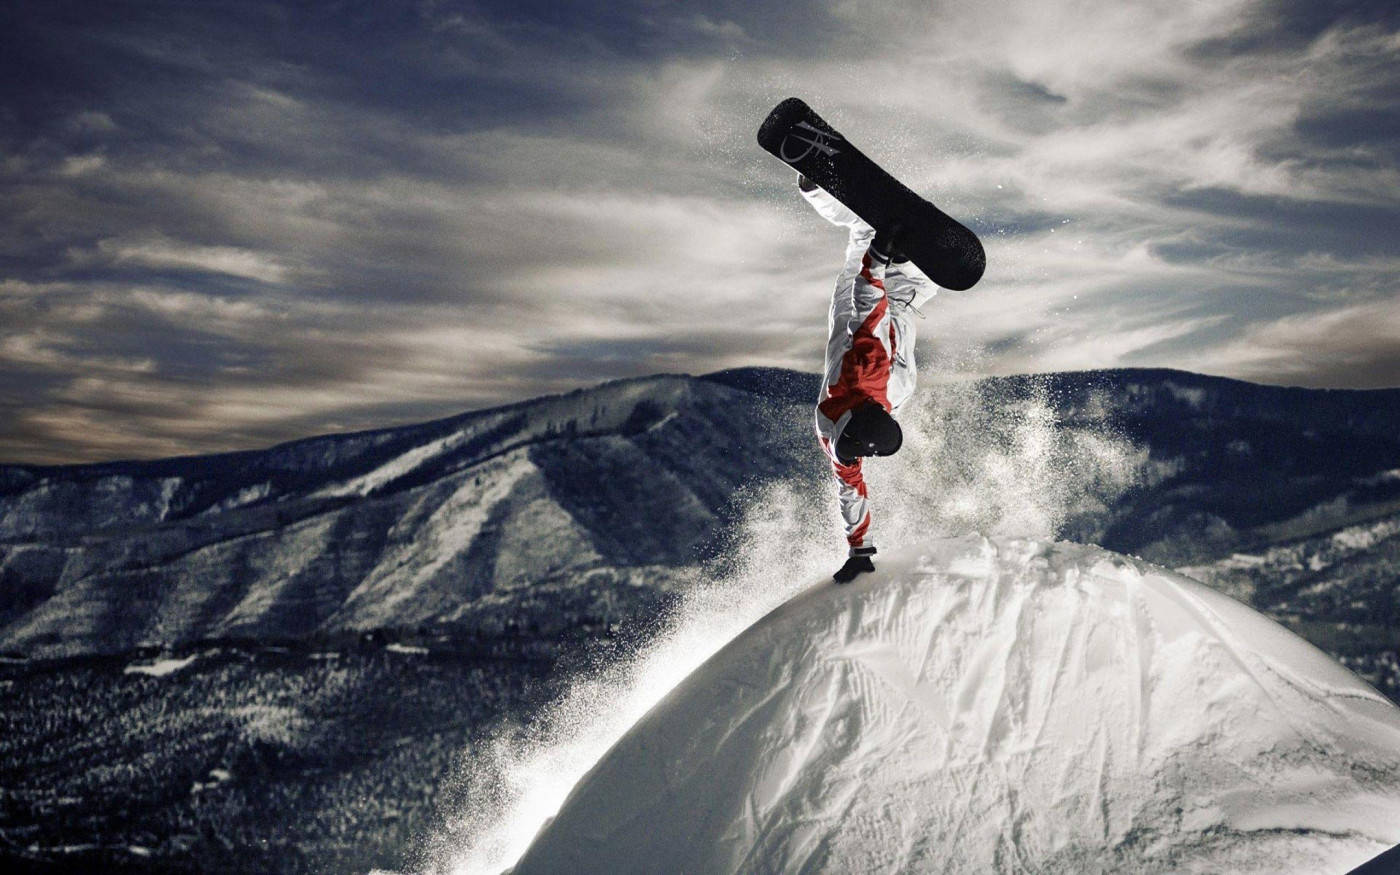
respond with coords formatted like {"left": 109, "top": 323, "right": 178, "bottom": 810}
{"left": 1, "top": 0, "right": 1398, "bottom": 462}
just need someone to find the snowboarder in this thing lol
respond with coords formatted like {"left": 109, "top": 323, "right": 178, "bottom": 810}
{"left": 799, "top": 174, "right": 938, "bottom": 583}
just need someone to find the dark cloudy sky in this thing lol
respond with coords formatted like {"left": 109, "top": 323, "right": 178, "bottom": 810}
{"left": 3, "top": 0, "right": 1398, "bottom": 464}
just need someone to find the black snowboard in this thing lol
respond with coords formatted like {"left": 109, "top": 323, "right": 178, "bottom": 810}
{"left": 757, "top": 97, "right": 985, "bottom": 291}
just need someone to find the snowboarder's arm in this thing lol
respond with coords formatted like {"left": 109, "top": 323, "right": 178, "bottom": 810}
{"left": 833, "top": 546, "right": 876, "bottom": 583}
{"left": 799, "top": 178, "right": 870, "bottom": 232}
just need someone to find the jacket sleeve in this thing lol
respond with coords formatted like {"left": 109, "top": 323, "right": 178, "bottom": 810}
{"left": 818, "top": 436, "right": 874, "bottom": 550}
{"left": 799, "top": 183, "right": 870, "bottom": 232}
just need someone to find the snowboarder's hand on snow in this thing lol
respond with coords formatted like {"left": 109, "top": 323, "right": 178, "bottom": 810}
{"left": 834, "top": 555, "right": 875, "bottom": 583}
{"left": 834, "top": 546, "right": 877, "bottom": 584}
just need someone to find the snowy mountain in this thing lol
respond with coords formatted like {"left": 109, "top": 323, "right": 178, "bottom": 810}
{"left": 510, "top": 536, "right": 1400, "bottom": 874}
{"left": 1039, "top": 370, "right": 1400, "bottom": 567}
{"left": 0, "top": 371, "right": 820, "bottom": 657}
{"left": 4, "top": 367, "right": 1399, "bottom": 873}
{"left": 2, "top": 368, "right": 1398, "bottom": 671}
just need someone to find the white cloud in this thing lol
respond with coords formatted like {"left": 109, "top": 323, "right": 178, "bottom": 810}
{"left": 931, "top": 0, "right": 1256, "bottom": 97}
{"left": 683, "top": 14, "right": 747, "bottom": 42}
{"left": 85, "top": 236, "right": 295, "bottom": 284}
{"left": 1191, "top": 298, "right": 1400, "bottom": 388}
{"left": 67, "top": 110, "right": 118, "bottom": 133}
{"left": 1, "top": 329, "right": 157, "bottom": 375}
{"left": 58, "top": 154, "right": 108, "bottom": 176}
{"left": 5, "top": 0, "right": 1399, "bottom": 462}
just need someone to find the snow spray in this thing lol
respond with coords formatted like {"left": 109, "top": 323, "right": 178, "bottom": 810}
{"left": 435, "top": 361, "right": 1142, "bottom": 873}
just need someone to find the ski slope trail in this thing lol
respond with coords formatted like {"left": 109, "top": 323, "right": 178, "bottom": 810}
{"left": 513, "top": 536, "right": 1400, "bottom": 874}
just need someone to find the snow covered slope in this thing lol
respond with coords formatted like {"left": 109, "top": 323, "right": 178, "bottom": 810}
{"left": 513, "top": 537, "right": 1400, "bottom": 874}
{"left": 3, "top": 368, "right": 1398, "bottom": 661}
{"left": 0, "top": 373, "right": 819, "bottom": 656}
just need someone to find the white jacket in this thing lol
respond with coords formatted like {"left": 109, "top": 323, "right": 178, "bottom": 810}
{"left": 802, "top": 184, "right": 938, "bottom": 550}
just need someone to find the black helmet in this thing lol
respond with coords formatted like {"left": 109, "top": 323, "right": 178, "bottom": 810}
{"left": 835, "top": 402, "right": 903, "bottom": 462}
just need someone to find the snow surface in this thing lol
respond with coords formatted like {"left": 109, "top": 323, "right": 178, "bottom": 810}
{"left": 512, "top": 536, "right": 1400, "bottom": 874}
{"left": 122, "top": 654, "right": 199, "bottom": 677}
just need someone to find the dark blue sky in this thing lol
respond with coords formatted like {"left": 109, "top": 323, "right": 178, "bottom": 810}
{"left": 2, "top": 0, "right": 1398, "bottom": 463}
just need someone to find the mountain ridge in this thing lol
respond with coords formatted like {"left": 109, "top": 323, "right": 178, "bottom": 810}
{"left": 0, "top": 373, "right": 817, "bottom": 656}
{"left": 2, "top": 368, "right": 1398, "bottom": 677}
{"left": 6, "top": 366, "right": 1398, "bottom": 476}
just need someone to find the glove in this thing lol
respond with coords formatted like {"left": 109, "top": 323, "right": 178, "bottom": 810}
{"left": 833, "top": 555, "right": 875, "bottom": 583}
{"left": 833, "top": 545, "right": 877, "bottom": 584}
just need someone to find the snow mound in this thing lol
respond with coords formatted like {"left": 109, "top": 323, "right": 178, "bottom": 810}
{"left": 123, "top": 654, "right": 199, "bottom": 677}
{"left": 513, "top": 536, "right": 1400, "bottom": 874}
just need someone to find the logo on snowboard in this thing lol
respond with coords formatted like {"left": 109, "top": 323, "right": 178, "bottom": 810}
{"left": 779, "top": 121, "right": 843, "bottom": 163}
